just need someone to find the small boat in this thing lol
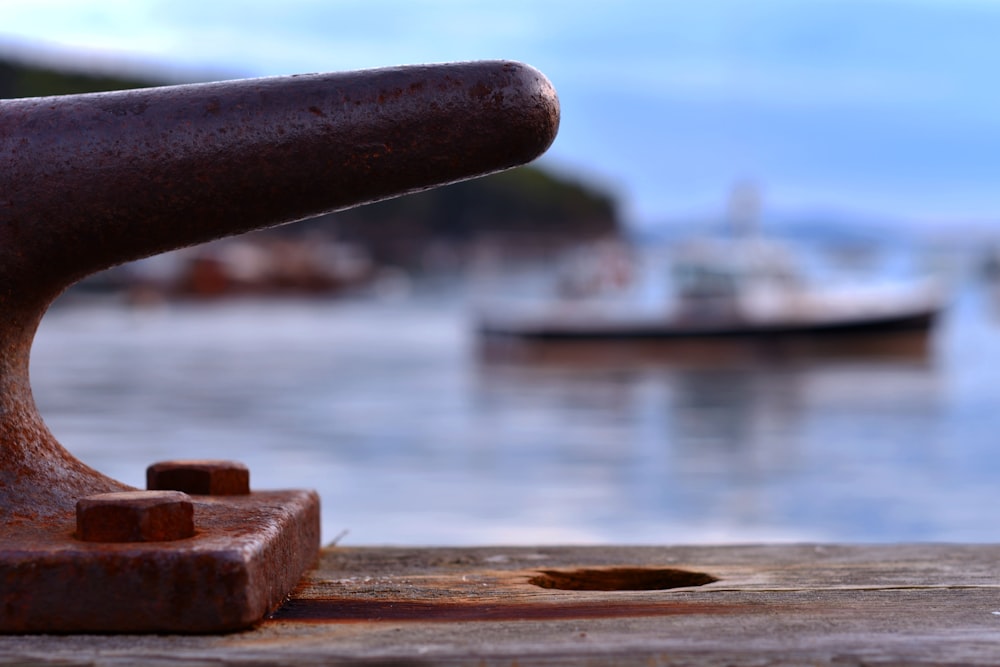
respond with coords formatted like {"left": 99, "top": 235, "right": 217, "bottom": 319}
{"left": 475, "top": 238, "right": 946, "bottom": 344}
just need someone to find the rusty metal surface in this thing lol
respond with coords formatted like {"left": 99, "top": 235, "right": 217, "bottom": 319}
{"left": 76, "top": 490, "right": 195, "bottom": 543}
{"left": 147, "top": 460, "right": 251, "bottom": 496}
{"left": 1, "top": 490, "right": 319, "bottom": 633}
{"left": 0, "top": 60, "right": 560, "bottom": 633}
{"left": 0, "top": 59, "right": 559, "bottom": 518}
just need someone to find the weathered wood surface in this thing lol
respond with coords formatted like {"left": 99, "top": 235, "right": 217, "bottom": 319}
{"left": 4, "top": 543, "right": 1000, "bottom": 665}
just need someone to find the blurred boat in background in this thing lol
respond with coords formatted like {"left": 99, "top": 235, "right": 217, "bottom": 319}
{"left": 476, "top": 236, "right": 947, "bottom": 350}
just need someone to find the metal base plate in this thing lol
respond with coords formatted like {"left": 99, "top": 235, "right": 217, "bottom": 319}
{"left": 0, "top": 490, "right": 319, "bottom": 633}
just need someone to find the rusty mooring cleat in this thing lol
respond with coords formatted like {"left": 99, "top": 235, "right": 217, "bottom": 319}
{"left": 0, "top": 60, "right": 559, "bottom": 633}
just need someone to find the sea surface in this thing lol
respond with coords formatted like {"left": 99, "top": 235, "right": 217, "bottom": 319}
{"left": 27, "top": 264, "right": 1000, "bottom": 547}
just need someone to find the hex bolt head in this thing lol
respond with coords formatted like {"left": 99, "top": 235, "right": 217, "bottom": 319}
{"left": 76, "top": 490, "right": 195, "bottom": 543}
{"left": 146, "top": 459, "right": 251, "bottom": 496}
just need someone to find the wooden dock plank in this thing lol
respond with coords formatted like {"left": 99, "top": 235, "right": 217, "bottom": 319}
{"left": 3, "top": 544, "right": 1000, "bottom": 665}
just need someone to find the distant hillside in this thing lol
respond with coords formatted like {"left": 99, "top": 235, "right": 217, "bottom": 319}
{"left": 0, "top": 56, "right": 153, "bottom": 98}
{"left": 0, "top": 52, "right": 622, "bottom": 268}
{"left": 297, "top": 166, "right": 619, "bottom": 266}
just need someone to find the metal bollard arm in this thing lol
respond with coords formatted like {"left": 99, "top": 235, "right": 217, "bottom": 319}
{"left": 0, "top": 60, "right": 559, "bottom": 633}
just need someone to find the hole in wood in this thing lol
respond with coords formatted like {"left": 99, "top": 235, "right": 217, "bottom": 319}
{"left": 528, "top": 567, "right": 718, "bottom": 591}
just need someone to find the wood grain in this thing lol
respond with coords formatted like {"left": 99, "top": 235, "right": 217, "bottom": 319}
{"left": 3, "top": 543, "right": 1000, "bottom": 665}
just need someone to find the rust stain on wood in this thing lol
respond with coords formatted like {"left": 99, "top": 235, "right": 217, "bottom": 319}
{"left": 268, "top": 598, "right": 740, "bottom": 623}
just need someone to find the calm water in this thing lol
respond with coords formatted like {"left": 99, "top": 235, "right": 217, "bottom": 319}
{"left": 27, "top": 273, "right": 1000, "bottom": 546}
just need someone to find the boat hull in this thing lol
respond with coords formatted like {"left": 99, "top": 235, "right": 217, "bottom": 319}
{"left": 478, "top": 307, "right": 939, "bottom": 342}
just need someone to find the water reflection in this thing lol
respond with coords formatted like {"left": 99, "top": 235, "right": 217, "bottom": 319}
{"left": 474, "top": 333, "right": 943, "bottom": 543}
{"left": 27, "top": 289, "right": 991, "bottom": 546}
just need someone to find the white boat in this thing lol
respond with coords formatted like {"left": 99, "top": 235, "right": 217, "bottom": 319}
{"left": 476, "top": 238, "right": 946, "bottom": 343}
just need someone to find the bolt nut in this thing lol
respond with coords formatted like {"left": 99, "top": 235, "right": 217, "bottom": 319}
{"left": 76, "top": 490, "right": 195, "bottom": 543}
{"left": 146, "top": 459, "right": 250, "bottom": 496}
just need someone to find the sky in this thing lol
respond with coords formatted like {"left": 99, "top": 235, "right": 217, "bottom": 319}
{"left": 3, "top": 0, "right": 1000, "bottom": 235}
